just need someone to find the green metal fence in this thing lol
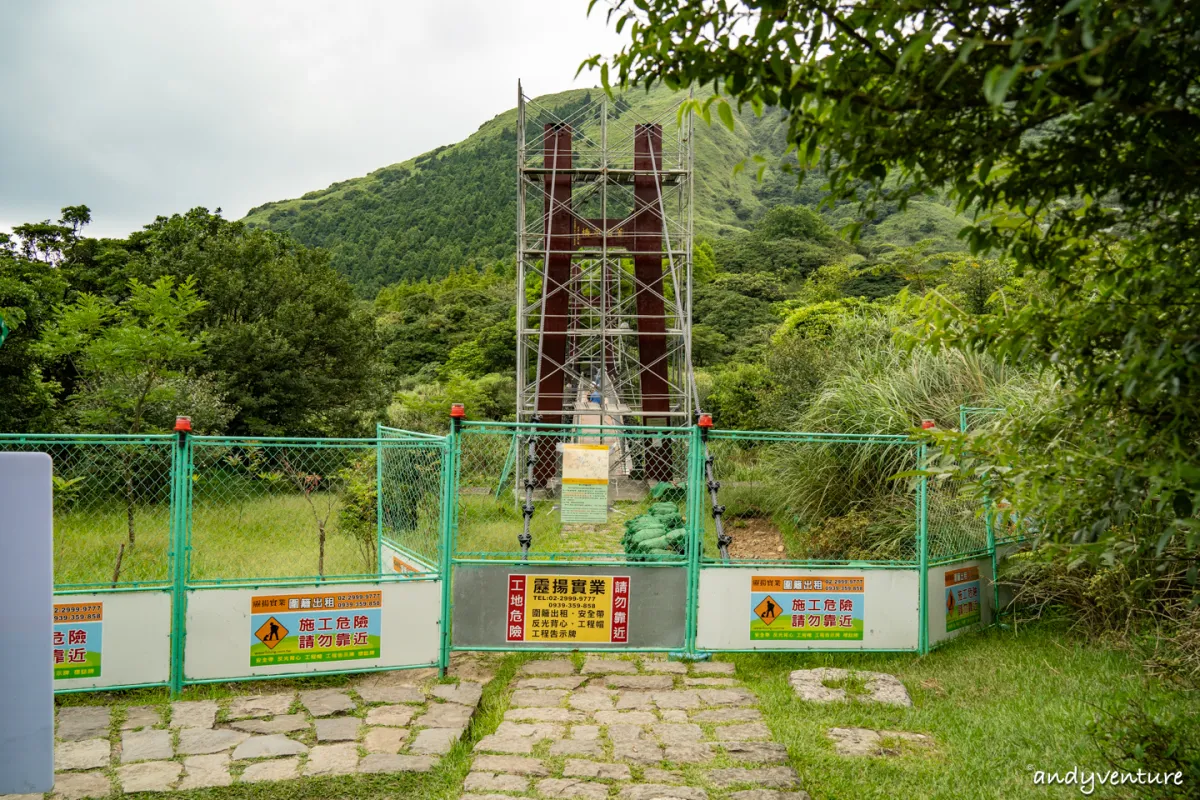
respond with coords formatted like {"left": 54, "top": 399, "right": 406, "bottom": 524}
{"left": 959, "top": 405, "right": 1006, "bottom": 434}
{"left": 699, "top": 430, "right": 922, "bottom": 566}
{"left": 176, "top": 432, "right": 451, "bottom": 691}
{"left": 452, "top": 420, "right": 691, "bottom": 565}
{"left": 958, "top": 404, "right": 1030, "bottom": 545}
{"left": 0, "top": 434, "right": 176, "bottom": 590}
{"left": 187, "top": 437, "right": 383, "bottom": 584}
{"left": 0, "top": 434, "right": 180, "bottom": 694}
{"left": 379, "top": 425, "right": 446, "bottom": 574}
{"left": 4, "top": 414, "right": 1014, "bottom": 692}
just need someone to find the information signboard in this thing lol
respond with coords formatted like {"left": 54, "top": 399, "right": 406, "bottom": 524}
{"left": 560, "top": 444, "right": 609, "bottom": 523}
{"left": 750, "top": 575, "right": 865, "bottom": 641}
{"left": 505, "top": 573, "right": 631, "bottom": 644}
{"left": 249, "top": 591, "right": 381, "bottom": 667}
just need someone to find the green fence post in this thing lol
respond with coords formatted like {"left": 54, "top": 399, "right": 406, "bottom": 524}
{"left": 375, "top": 423, "right": 384, "bottom": 576}
{"left": 438, "top": 405, "right": 464, "bottom": 676}
{"left": 986, "top": 496, "right": 999, "bottom": 627}
{"left": 917, "top": 441, "right": 930, "bottom": 654}
{"left": 683, "top": 419, "right": 706, "bottom": 658}
{"left": 168, "top": 417, "right": 192, "bottom": 697}
{"left": 958, "top": 404, "right": 967, "bottom": 434}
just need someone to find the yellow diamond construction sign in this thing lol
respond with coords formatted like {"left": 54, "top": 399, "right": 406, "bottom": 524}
{"left": 254, "top": 616, "right": 288, "bottom": 650}
{"left": 754, "top": 595, "right": 783, "bottom": 626}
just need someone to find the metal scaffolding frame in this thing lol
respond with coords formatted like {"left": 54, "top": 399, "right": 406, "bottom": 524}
{"left": 516, "top": 84, "right": 695, "bottom": 433}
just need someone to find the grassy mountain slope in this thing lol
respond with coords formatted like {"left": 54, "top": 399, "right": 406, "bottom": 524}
{"left": 244, "top": 86, "right": 818, "bottom": 294}
{"left": 244, "top": 85, "right": 968, "bottom": 295}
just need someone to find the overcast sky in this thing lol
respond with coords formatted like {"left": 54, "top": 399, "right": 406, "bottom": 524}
{"left": 0, "top": 1, "right": 624, "bottom": 239}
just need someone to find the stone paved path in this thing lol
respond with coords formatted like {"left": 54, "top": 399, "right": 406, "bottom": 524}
{"left": 460, "top": 656, "right": 810, "bottom": 800}
{"left": 9, "top": 654, "right": 817, "bottom": 800}
{"left": 37, "top": 677, "right": 482, "bottom": 799}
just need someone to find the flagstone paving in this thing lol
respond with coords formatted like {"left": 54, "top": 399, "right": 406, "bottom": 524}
{"left": 16, "top": 653, "right": 827, "bottom": 800}
{"left": 39, "top": 677, "right": 482, "bottom": 798}
{"left": 458, "top": 657, "right": 811, "bottom": 800}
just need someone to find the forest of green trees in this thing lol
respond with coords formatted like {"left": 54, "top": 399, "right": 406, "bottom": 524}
{"left": 1, "top": 208, "right": 381, "bottom": 437}
{"left": 2, "top": 193, "right": 1015, "bottom": 443}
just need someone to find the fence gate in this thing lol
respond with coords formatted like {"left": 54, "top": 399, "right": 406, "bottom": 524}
{"left": 693, "top": 431, "right": 927, "bottom": 653}
{"left": 178, "top": 431, "right": 449, "bottom": 688}
{"left": 448, "top": 421, "right": 694, "bottom": 654}
{"left": 695, "top": 426, "right": 1002, "bottom": 654}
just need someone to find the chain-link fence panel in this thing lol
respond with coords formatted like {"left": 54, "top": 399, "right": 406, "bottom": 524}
{"left": 455, "top": 422, "right": 690, "bottom": 562}
{"left": 379, "top": 428, "right": 446, "bottom": 570}
{"left": 188, "top": 438, "right": 380, "bottom": 583}
{"left": 701, "top": 432, "right": 920, "bottom": 564}
{"left": 0, "top": 435, "right": 175, "bottom": 587}
{"left": 926, "top": 474, "right": 990, "bottom": 561}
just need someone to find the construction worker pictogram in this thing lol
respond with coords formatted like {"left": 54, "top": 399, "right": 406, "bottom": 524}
{"left": 754, "top": 595, "right": 782, "bottom": 626}
{"left": 254, "top": 616, "right": 288, "bottom": 649}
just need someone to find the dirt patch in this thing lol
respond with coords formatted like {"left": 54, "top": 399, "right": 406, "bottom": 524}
{"left": 727, "top": 517, "right": 787, "bottom": 559}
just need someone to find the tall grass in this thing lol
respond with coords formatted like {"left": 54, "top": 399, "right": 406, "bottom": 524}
{"left": 758, "top": 306, "right": 1054, "bottom": 560}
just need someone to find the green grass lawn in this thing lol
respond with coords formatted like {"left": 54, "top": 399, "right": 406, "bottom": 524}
{"left": 55, "top": 504, "right": 173, "bottom": 585}
{"left": 734, "top": 620, "right": 1194, "bottom": 799}
{"left": 55, "top": 494, "right": 376, "bottom": 586}
{"left": 56, "top": 487, "right": 682, "bottom": 587}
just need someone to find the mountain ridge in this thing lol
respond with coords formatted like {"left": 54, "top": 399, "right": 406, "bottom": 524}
{"left": 242, "top": 85, "right": 818, "bottom": 294}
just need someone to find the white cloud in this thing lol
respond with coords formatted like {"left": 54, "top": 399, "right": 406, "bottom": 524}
{"left": 0, "top": 0, "right": 623, "bottom": 238}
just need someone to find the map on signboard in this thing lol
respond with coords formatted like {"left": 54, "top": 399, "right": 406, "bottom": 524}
{"left": 561, "top": 444, "right": 609, "bottom": 523}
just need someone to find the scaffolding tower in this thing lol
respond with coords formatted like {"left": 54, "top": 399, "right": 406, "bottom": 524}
{"left": 515, "top": 84, "right": 695, "bottom": 482}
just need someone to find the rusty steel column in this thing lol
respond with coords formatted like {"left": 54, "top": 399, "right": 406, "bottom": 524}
{"left": 632, "top": 123, "right": 673, "bottom": 481}
{"left": 534, "top": 123, "right": 574, "bottom": 485}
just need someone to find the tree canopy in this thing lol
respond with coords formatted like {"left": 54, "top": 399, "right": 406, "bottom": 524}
{"left": 591, "top": 0, "right": 1200, "bottom": 571}
{"left": 1, "top": 207, "right": 382, "bottom": 437}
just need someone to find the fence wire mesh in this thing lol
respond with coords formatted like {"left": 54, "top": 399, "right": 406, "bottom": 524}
{"left": 188, "top": 438, "right": 382, "bottom": 583}
{"left": 379, "top": 428, "right": 446, "bottom": 570}
{"left": 926, "top": 474, "right": 991, "bottom": 561}
{"left": 5, "top": 421, "right": 1006, "bottom": 584}
{"left": 0, "top": 435, "right": 175, "bottom": 588}
{"left": 702, "top": 433, "right": 920, "bottom": 564}
{"left": 456, "top": 422, "right": 690, "bottom": 562}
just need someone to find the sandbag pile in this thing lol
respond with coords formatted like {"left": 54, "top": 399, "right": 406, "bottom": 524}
{"left": 622, "top": 502, "right": 687, "bottom": 560}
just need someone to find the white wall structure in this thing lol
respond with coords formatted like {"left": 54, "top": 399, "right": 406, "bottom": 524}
{"left": 927, "top": 558, "right": 995, "bottom": 648}
{"left": 184, "top": 579, "right": 440, "bottom": 681}
{"left": 0, "top": 452, "right": 54, "bottom": 793}
{"left": 696, "top": 568, "right": 920, "bottom": 651}
{"left": 51, "top": 590, "right": 172, "bottom": 691}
